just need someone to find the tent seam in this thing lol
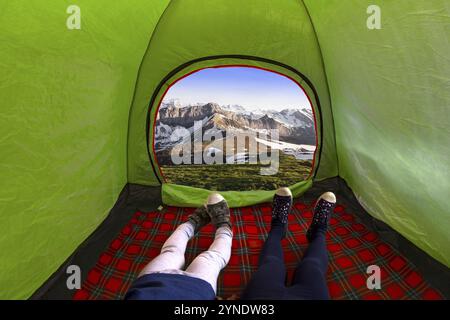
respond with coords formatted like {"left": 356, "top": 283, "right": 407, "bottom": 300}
{"left": 300, "top": 0, "right": 340, "bottom": 176}
{"left": 125, "top": 0, "right": 174, "bottom": 184}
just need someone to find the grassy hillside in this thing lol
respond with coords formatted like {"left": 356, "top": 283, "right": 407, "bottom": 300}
{"left": 160, "top": 152, "right": 312, "bottom": 191}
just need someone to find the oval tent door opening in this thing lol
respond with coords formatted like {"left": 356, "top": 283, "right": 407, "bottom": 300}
{"left": 153, "top": 66, "right": 317, "bottom": 191}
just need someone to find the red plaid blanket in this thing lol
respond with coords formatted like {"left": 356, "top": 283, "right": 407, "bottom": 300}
{"left": 73, "top": 201, "right": 443, "bottom": 300}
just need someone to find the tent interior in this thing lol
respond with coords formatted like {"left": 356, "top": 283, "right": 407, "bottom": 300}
{"left": 1, "top": 0, "right": 449, "bottom": 299}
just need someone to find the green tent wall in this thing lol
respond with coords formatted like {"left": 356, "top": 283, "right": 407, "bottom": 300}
{"left": 0, "top": 0, "right": 169, "bottom": 299}
{"left": 0, "top": 0, "right": 449, "bottom": 299}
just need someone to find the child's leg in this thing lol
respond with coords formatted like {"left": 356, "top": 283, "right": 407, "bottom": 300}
{"left": 138, "top": 222, "right": 194, "bottom": 276}
{"left": 185, "top": 226, "right": 233, "bottom": 293}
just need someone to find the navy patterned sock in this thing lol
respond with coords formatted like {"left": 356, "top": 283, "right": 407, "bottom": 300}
{"left": 271, "top": 194, "right": 292, "bottom": 237}
{"left": 306, "top": 198, "right": 335, "bottom": 242}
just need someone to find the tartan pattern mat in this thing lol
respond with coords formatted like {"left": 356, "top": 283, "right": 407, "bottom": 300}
{"left": 73, "top": 201, "right": 444, "bottom": 300}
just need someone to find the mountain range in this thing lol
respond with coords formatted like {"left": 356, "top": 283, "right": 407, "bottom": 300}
{"left": 155, "top": 101, "right": 316, "bottom": 152}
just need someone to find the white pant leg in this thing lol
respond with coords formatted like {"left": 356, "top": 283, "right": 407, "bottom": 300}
{"left": 138, "top": 222, "right": 194, "bottom": 277}
{"left": 185, "top": 226, "right": 233, "bottom": 293}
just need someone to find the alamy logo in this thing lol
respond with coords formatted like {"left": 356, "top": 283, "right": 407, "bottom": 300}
{"left": 366, "top": 265, "right": 381, "bottom": 290}
{"left": 367, "top": 5, "right": 381, "bottom": 30}
{"left": 66, "top": 5, "right": 81, "bottom": 30}
{"left": 66, "top": 265, "right": 81, "bottom": 290}
{"left": 169, "top": 121, "right": 280, "bottom": 175}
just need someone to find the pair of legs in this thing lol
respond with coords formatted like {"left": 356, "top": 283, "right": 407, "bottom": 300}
{"left": 138, "top": 193, "right": 232, "bottom": 294}
{"left": 242, "top": 224, "right": 329, "bottom": 299}
{"left": 242, "top": 189, "right": 335, "bottom": 300}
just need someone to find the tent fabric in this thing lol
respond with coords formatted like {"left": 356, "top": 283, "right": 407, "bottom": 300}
{"left": 127, "top": 0, "right": 338, "bottom": 186}
{"left": 1, "top": 0, "right": 449, "bottom": 299}
{"left": 72, "top": 201, "right": 444, "bottom": 300}
{"left": 161, "top": 180, "right": 312, "bottom": 208}
{"left": 0, "top": 0, "right": 169, "bottom": 299}
{"left": 304, "top": 0, "right": 450, "bottom": 267}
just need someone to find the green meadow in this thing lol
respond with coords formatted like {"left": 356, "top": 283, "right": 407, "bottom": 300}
{"left": 161, "top": 152, "right": 312, "bottom": 191}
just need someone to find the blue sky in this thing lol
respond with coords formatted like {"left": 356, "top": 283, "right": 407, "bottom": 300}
{"left": 163, "top": 67, "right": 311, "bottom": 111}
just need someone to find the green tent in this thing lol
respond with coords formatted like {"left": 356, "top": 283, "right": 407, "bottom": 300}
{"left": 1, "top": 0, "right": 449, "bottom": 299}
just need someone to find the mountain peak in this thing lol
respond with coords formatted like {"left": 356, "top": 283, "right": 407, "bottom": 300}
{"left": 221, "top": 104, "right": 247, "bottom": 114}
{"left": 161, "top": 99, "right": 182, "bottom": 109}
{"left": 259, "top": 114, "right": 272, "bottom": 121}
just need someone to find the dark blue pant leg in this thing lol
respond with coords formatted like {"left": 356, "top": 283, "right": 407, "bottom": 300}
{"left": 288, "top": 231, "right": 330, "bottom": 299}
{"left": 241, "top": 225, "right": 287, "bottom": 299}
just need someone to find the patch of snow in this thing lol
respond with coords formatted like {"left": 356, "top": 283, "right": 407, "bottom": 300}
{"left": 221, "top": 104, "right": 247, "bottom": 114}
{"left": 255, "top": 137, "right": 316, "bottom": 160}
{"left": 170, "top": 127, "right": 190, "bottom": 142}
{"left": 161, "top": 98, "right": 183, "bottom": 109}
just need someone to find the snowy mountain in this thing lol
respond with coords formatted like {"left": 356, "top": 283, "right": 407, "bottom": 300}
{"left": 265, "top": 108, "right": 314, "bottom": 128}
{"left": 209, "top": 104, "right": 313, "bottom": 128}
{"left": 221, "top": 104, "right": 248, "bottom": 114}
{"left": 155, "top": 100, "right": 316, "bottom": 164}
{"left": 160, "top": 99, "right": 183, "bottom": 109}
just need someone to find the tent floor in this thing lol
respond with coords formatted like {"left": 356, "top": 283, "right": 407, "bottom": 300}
{"left": 34, "top": 178, "right": 449, "bottom": 299}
